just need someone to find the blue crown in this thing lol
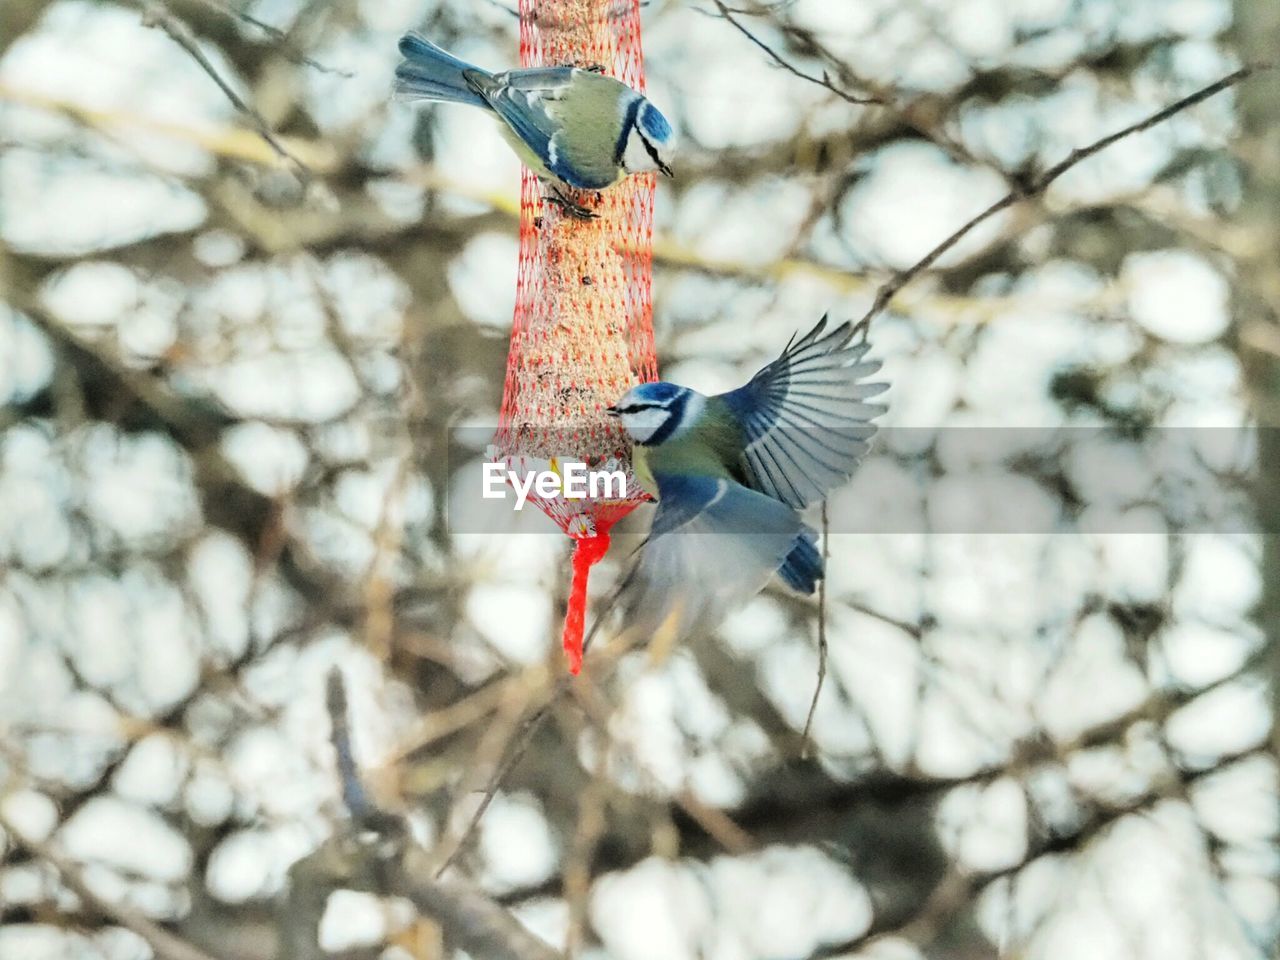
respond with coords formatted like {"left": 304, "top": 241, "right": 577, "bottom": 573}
{"left": 631, "top": 381, "right": 684, "bottom": 403}
{"left": 638, "top": 103, "right": 674, "bottom": 144}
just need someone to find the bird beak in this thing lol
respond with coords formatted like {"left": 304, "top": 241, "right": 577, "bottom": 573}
{"left": 658, "top": 161, "right": 674, "bottom": 178}
{"left": 605, "top": 406, "right": 620, "bottom": 417}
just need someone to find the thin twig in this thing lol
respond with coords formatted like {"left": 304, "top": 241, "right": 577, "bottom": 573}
{"left": 187, "top": 0, "right": 353, "bottom": 75}
{"left": 431, "top": 620, "right": 656, "bottom": 878}
{"left": 846, "top": 600, "right": 924, "bottom": 639}
{"left": 710, "top": 0, "right": 886, "bottom": 105}
{"left": 394, "top": 862, "right": 565, "bottom": 960}
{"left": 388, "top": 679, "right": 513, "bottom": 764}
{"left": 801, "top": 501, "right": 829, "bottom": 753}
{"left": 139, "top": 0, "right": 311, "bottom": 182}
{"left": 431, "top": 681, "right": 566, "bottom": 878}
{"left": 563, "top": 757, "right": 607, "bottom": 957}
{"left": 480, "top": 0, "right": 522, "bottom": 17}
{"left": 570, "top": 676, "right": 756, "bottom": 855}
{"left": 428, "top": 687, "right": 538, "bottom": 871}
{"left": 319, "top": 672, "right": 564, "bottom": 960}
{"left": 858, "top": 62, "right": 1273, "bottom": 329}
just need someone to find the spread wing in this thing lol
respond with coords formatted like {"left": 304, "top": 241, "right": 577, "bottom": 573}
{"left": 594, "top": 474, "right": 807, "bottom": 649}
{"left": 720, "top": 316, "right": 887, "bottom": 509}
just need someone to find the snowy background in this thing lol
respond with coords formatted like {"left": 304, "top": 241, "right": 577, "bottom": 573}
{"left": 0, "top": 0, "right": 1275, "bottom": 958}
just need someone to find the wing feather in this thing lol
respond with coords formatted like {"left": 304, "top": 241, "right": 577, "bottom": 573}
{"left": 464, "top": 68, "right": 580, "bottom": 175}
{"left": 465, "top": 67, "right": 624, "bottom": 189}
{"left": 500, "top": 68, "right": 579, "bottom": 93}
{"left": 721, "top": 316, "right": 888, "bottom": 508}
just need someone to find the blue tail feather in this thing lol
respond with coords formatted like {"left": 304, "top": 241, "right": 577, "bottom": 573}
{"left": 395, "top": 33, "right": 490, "bottom": 108}
{"left": 778, "top": 528, "right": 822, "bottom": 594}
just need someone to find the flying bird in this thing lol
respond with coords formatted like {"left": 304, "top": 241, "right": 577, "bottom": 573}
{"left": 601, "top": 316, "right": 887, "bottom": 646}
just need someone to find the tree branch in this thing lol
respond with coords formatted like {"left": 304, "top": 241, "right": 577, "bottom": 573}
{"left": 136, "top": 0, "right": 311, "bottom": 183}
{"left": 184, "top": 0, "right": 352, "bottom": 76}
{"left": 709, "top": 0, "right": 886, "bottom": 105}
{"left": 303, "top": 669, "right": 565, "bottom": 960}
{"left": 806, "top": 742, "right": 1269, "bottom": 960}
{"left": 859, "top": 62, "right": 1274, "bottom": 328}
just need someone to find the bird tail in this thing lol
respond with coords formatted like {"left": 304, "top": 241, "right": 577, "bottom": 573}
{"left": 394, "top": 33, "right": 489, "bottom": 108}
{"left": 778, "top": 527, "right": 822, "bottom": 594}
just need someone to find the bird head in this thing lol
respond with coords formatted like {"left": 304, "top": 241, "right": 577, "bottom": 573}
{"left": 607, "top": 381, "right": 697, "bottom": 445}
{"left": 622, "top": 101, "right": 676, "bottom": 178}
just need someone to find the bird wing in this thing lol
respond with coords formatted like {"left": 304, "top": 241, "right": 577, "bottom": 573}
{"left": 465, "top": 68, "right": 577, "bottom": 170}
{"left": 467, "top": 68, "right": 627, "bottom": 189}
{"left": 500, "top": 68, "right": 579, "bottom": 95}
{"left": 719, "top": 316, "right": 887, "bottom": 509}
{"left": 603, "top": 473, "right": 807, "bottom": 647}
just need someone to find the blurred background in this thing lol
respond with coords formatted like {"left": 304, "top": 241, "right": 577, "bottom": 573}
{"left": 1, "top": 0, "right": 1277, "bottom": 958}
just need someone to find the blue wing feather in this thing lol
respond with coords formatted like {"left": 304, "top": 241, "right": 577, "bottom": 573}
{"left": 465, "top": 71, "right": 557, "bottom": 157}
{"left": 396, "top": 39, "right": 636, "bottom": 189}
{"left": 721, "top": 316, "right": 887, "bottom": 509}
{"left": 647, "top": 474, "right": 734, "bottom": 536}
{"left": 778, "top": 529, "right": 822, "bottom": 594}
{"left": 465, "top": 67, "right": 600, "bottom": 186}
{"left": 501, "top": 68, "right": 579, "bottom": 92}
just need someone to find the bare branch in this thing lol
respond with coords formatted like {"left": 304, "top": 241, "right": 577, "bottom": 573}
{"left": 432, "top": 677, "right": 567, "bottom": 878}
{"left": 859, "top": 63, "right": 1274, "bottom": 328}
{"left": 326, "top": 669, "right": 373, "bottom": 822}
{"left": 396, "top": 853, "right": 565, "bottom": 960}
{"left": 709, "top": 0, "right": 887, "bottom": 106}
{"left": 317, "top": 670, "right": 565, "bottom": 960}
{"left": 806, "top": 743, "right": 1270, "bottom": 960}
{"left": 430, "top": 621, "right": 664, "bottom": 879}
{"left": 137, "top": 0, "right": 311, "bottom": 182}
{"left": 185, "top": 0, "right": 353, "bottom": 76}
{"left": 801, "top": 501, "right": 829, "bottom": 752}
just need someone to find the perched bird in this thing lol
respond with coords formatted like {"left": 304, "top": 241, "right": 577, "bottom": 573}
{"left": 394, "top": 33, "right": 675, "bottom": 201}
{"left": 602, "top": 317, "right": 887, "bottom": 645}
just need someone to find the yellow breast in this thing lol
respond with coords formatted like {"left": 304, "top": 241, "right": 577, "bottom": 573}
{"left": 631, "top": 445, "right": 658, "bottom": 498}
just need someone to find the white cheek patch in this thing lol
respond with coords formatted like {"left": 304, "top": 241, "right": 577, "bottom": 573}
{"left": 620, "top": 408, "right": 670, "bottom": 443}
{"left": 623, "top": 131, "right": 656, "bottom": 174}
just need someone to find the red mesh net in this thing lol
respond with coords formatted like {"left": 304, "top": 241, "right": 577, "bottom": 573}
{"left": 492, "top": 0, "right": 658, "bottom": 674}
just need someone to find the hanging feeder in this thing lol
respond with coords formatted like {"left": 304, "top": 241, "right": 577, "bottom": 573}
{"left": 491, "top": 0, "right": 659, "bottom": 674}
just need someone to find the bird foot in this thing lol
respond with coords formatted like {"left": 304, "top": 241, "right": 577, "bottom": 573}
{"left": 545, "top": 188, "right": 599, "bottom": 220}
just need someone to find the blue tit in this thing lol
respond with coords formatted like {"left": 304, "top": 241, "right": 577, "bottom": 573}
{"left": 601, "top": 317, "right": 887, "bottom": 645}
{"left": 394, "top": 33, "right": 676, "bottom": 193}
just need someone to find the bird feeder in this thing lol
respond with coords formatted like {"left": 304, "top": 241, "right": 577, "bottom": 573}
{"left": 491, "top": 0, "right": 658, "bottom": 673}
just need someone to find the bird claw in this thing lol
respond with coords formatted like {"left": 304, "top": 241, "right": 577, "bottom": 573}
{"left": 546, "top": 188, "right": 599, "bottom": 220}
